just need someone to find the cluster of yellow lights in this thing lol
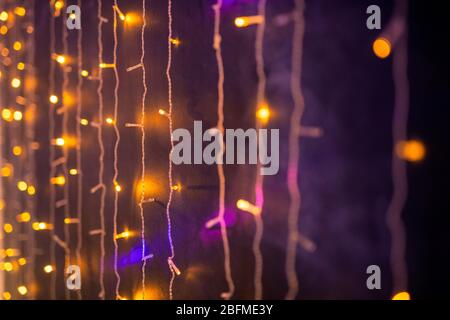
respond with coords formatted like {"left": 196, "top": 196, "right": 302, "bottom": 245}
{"left": 395, "top": 140, "right": 426, "bottom": 162}
{"left": 2, "top": 108, "right": 23, "bottom": 122}
{"left": 50, "top": 176, "right": 66, "bottom": 185}
{"left": 234, "top": 15, "right": 264, "bottom": 28}
{"left": 32, "top": 222, "right": 52, "bottom": 231}
{"left": 236, "top": 199, "right": 261, "bottom": 216}
{"left": 373, "top": 37, "right": 391, "bottom": 59}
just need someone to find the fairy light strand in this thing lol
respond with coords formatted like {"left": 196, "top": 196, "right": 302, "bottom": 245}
{"left": 253, "top": 0, "right": 267, "bottom": 300}
{"left": 165, "top": 0, "right": 177, "bottom": 300}
{"left": 138, "top": 0, "right": 149, "bottom": 300}
{"left": 112, "top": 0, "right": 122, "bottom": 300}
{"left": 211, "top": 0, "right": 235, "bottom": 300}
{"left": 386, "top": 0, "right": 409, "bottom": 296}
{"left": 75, "top": 0, "right": 83, "bottom": 300}
{"left": 285, "top": 0, "right": 305, "bottom": 300}
{"left": 96, "top": 0, "right": 107, "bottom": 300}
{"left": 48, "top": 0, "right": 57, "bottom": 300}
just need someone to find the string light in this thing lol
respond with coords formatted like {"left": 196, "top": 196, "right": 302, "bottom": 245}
{"left": 17, "top": 286, "right": 28, "bottom": 296}
{"left": 18, "top": 181, "right": 28, "bottom": 191}
{"left": 165, "top": 0, "right": 177, "bottom": 300}
{"left": 3, "top": 223, "right": 13, "bottom": 234}
{"left": 50, "top": 176, "right": 66, "bottom": 185}
{"left": 43, "top": 265, "right": 54, "bottom": 273}
{"left": 14, "top": 7, "right": 26, "bottom": 17}
{"left": 49, "top": 95, "right": 58, "bottom": 104}
{"left": 13, "top": 146, "right": 23, "bottom": 156}
{"left": 80, "top": 118, "right": 89, "bottom": 126}
{"left": 386, "top": 0, "right": 410, "bottom": 297}
{"left": 115, "top": 230, "right": 131, "bottom": 240}
{"left": 16, "top": 212, "right": 31, "bottom": 223}
{"left": 11, "top": 78, "right": 21, "bottom": 88}
{"left": 236, "top": 199, "right": 261, "bottom": 216}
{"left": 256, "top": 103, "right": 270, "bottom": 122}
{"left": 32, "top": 222, "right": 53, "bottom": 231}
{"left": 13, "top": 41, "right": 23, "bottom": 51}
{"left": 17, "top": 62, "right": 25, "bottom": 70}
{"left": 0, "top": 11, "right": 8, "bottom": 21}
{"left": 392, "top": 291, "right": 411, "bottom": 300}
{"left": 2, "top": 292, "right": 11, "bottom": 300}
{"left": 395, "top": 140, "right": 425, "bottom": 162}
{"left": 373, "top": 37, "right": 391, "bottom": 59}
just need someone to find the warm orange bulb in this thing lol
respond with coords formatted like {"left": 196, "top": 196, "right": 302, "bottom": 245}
{"left": 373, "top": 37, "right": 391, "bottom": 59}
{"left": 49, "top": 95, "right": 59, "bottom": 104}
{"left": 3, "top": 223, "right": 13, "bottom": 234}
{"left": 44, "top": 265, "right": 54, "bottom": 273}
{"left": 392, "top": 291, "right": 411, "bottom": 300}
{"left": 396, "top": 140, "right": 426, "bottom": 162}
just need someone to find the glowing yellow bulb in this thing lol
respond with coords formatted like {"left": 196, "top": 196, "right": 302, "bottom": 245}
{"left": 17, "top": 62, "right": 25, "bottom": 70}
{"left": 13, "top": 41, "right": 22, "bottom": 51}
{"left": 234, "top": 15, "right": 264, "bottom": 28}
{"left": 54, "top": 1, "right": 64, "bottom": 10}
{"left": 2, "top": 108, "right": 13, "bottom": 121}
{"left": 13, "top": 111, "right": 23, "bottom": 121}
{"left": 51, "top": 176, "right": 66, "bottom": 186}
{"left": 171, "top": 184, "right": 182, "bottom": 191}
{"left": 236, "top": 199, "right": 261, "bottom": 215}
{"left": 1, "top": 164, "right": 12, "bottom": 177}
{"left": 115, "top": 230, "right": 131, "bottom": 240}
{"left": 158, "top": 109, "right": 168, "bottom": 116}
{"left": 170, "top": 38, "right": 181, "bottom": 47}
{"left": 3, "top": 262, "right": 13, "bottom": 272}
{"left": 2, "top": 292, "right": 11, "bottom": 300}
{"left": 80, "top": 118, "right": 89, "bottom": 126}
{"left": 396, "top": 140, "right": 426, "bottom": 162}
{"left": 44, "top": 265, "right": 54, "bottom": 273}
{"left": 115, "top": 184, "right": 122, "bottom": 192}
{"left": 16, "top": 212, "right": 31, "bottom": 223}
{"left": 373, "top": 37, "right": 391, "bottom": 59}
{"left": 54, "top": 137, "right": 65, "bottom": 146}
{"left": 18, "top": 258, "right": 27, "bottom": 266}
{"left": 256, "top": 104, "right": 270, "bottom": 122}
{"left": 14, "top": 7, "right": 26, "bottom": 16}
{"left": 13, "top": 146, "right": 22, "bottom": 156}
{"left": 17, "top": 286, "right": 27, "bottom": 296}
{"left": 27, "top": 186, "right": 36, "bottom": 196}
{"left": 11, "top": 78, "right": 21, "bottom": 88}
{"left": 5, "top": 248, "right": 18, "bottom": 257}
{"left": 0, "top": 11, "right": 8, "bottom": 21}
{"left": 105, "top": 117, "right": 114, "bottom": 125}
{"left": 81, "top": 70, "right": 89, "bottom": 77}
{"left": 49, "top": 95, "right": 59, "bottom": 104}
{"left": 55, "top": 54, "right": 66, "bottom": 64}
{"left": 3, "top": 224, "right": 13, "bottom": 234}
{"left": 32, "top": 222, "right": 52, "bottom": 231}
{"left": 17, "top": 181, "right": 28, "bottom": 191}
{"left": 69, "top": 168, "right": 78, "bottom": 175}
{"left": 99, "top": 63, "right": 115, "bottom": 68}
{"left": 0, "top": 26, "right": 8, "bottom": 35}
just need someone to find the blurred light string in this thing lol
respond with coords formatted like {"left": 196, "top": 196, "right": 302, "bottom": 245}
{"left": 112, "top": 0, "right": 122, "bottom": 300}
{"left": 61, "top": 5, "right": 71, "bottom": 300}
{"left": 138, "top": 0, "right": 148, "bottom": 300}
{"left": 285, "top": 0, "right": 306, "bottom": 300}
{"left": 75, "top": 0, "right": 83, "bottom": 300}
{"left": 93, "top": 0, "right": 107, "bottom": 300}
{"left": 253, "top": 0, "right": 267, "bottom": 300}
{"left": 386, "top": 0, "right": 409, "bottom": 296}
{"left": 211, "top": 0, "right": 235, "bottom": 300}
{"left": 165, "top": 0, "right": 177, "bottom": 300}
{"left": 48, "top": 0, "right": 57, "bottom": 300}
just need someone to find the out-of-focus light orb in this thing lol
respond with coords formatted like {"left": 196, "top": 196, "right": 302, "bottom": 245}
{"left": 17, "top": 286, "right": 28, "bottom": 296}
{"left": 13, "top": 41, "right": 22, "bottom": 51}
{"left": 2, "top": 108, "right": 13, "bottom": 121}
{"left": 27, "top": 185, "right": 36, "bottom": 195}
{"left": 54, "top": 0, "right": 64, "bottom": 10}
{"left": 13, "top": 146, "right": 23, "bottom": 156}
{"left": 14, "top": 7, "right": 26, "bottom": 16}
{"left": 115, "top": 184, "right": 122, "bottom": 192}
{"left": 0, "top": 11, "right": 8, "bottom": 21}
{"left": 373, "top": 37, "right": 391, "bottom": 59}
{"left": 69, "top": 168, "right": 78, "bottom": 175}
{"left": 1, "top": 164, "right": 12, "bottom": 177}
{"left": 55, "top": 137, "right": 65, "bottom": 146}
{"left": 13, "top": 111, "right": 23, "bottom": 121}
{"left": 44, "top": 265, "right": 54, "bottom": 273}
{"left": 17, "top": 181, "right": 28, "bottom": 191}
{"left": 49, "top": 95, "right": 59, "bottom": 104}
{"left": 105, "top": 117, "right": 114, "bottom": 125}
{"left": 0, "top": 26, "right": 8, "bottom": 35}
{"left": 256, "top": 104, "right": 270, "bottom": 122}
{"left": 17, "top": 212, "right": 31, "bottom": 223}
{"left": 80, "top": 118, "right": 89, "bottom": 126}
{"left": 392, "top": 291, "right": 410, "bottom": 300}
{"left": 234, "top": 17, "right": 246, "bottom": 27}
{"left": 396, "top": 140, "right": 426, "bottom": 162}
{"left": 11, "top": 78, "right": 21, "bottom": 88}
{"left": 17, "top": 62, "right": 25, "bottom": 70}
{"left": 3, "top": 262, "right": 13, "bottom": 272}
{"left": 2, "top": 292, "right": 11, "bottom": 300}
{"left": 3, "top": 223, "right": 13, "bottom": 234}
{"left": 236, "top": 199, "right": 250, "bottom": 211}
{"left": 51, "top": 176, "right": 66, "bottom": 185}
{"left": 56, "top": 54, "right": 66, "bottom": 64}
{"left": 81, "top": 70, "right": 89, "bottom": 77}
{"left": 18, "top": 258, "right": 27, "bottom": 266}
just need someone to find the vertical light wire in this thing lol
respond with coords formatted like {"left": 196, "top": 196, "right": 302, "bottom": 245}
{"left": 96, "top": 0, "right": 107, "bottom": 300}
{"left": 61, "top": 7, "right": 71, "bottom": 300}
{"left": 138, "top": 0, "right": 148, "bottom": 300}
{"left": 165, "top": 0, "right": 176, "bottom": 300}
{"left": 75, "top": 0, "right": 83, "bottom": 300}
{"left": 212, "top": 0, "right": 235, "bottom": 300}
{"left": 48, "top": 0, "right": 57, "bottom": 300}
{"left": 285, "top": 0, "right": 305, "bottom": 300}
{"left": 386, "top": 0, "right": 409, "bottom": 296}
{"left": 253, "top": 0, "right": 267, "bottom": 300}
{"left": 112, "top": 0, "right": 122, "bottom": 300}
